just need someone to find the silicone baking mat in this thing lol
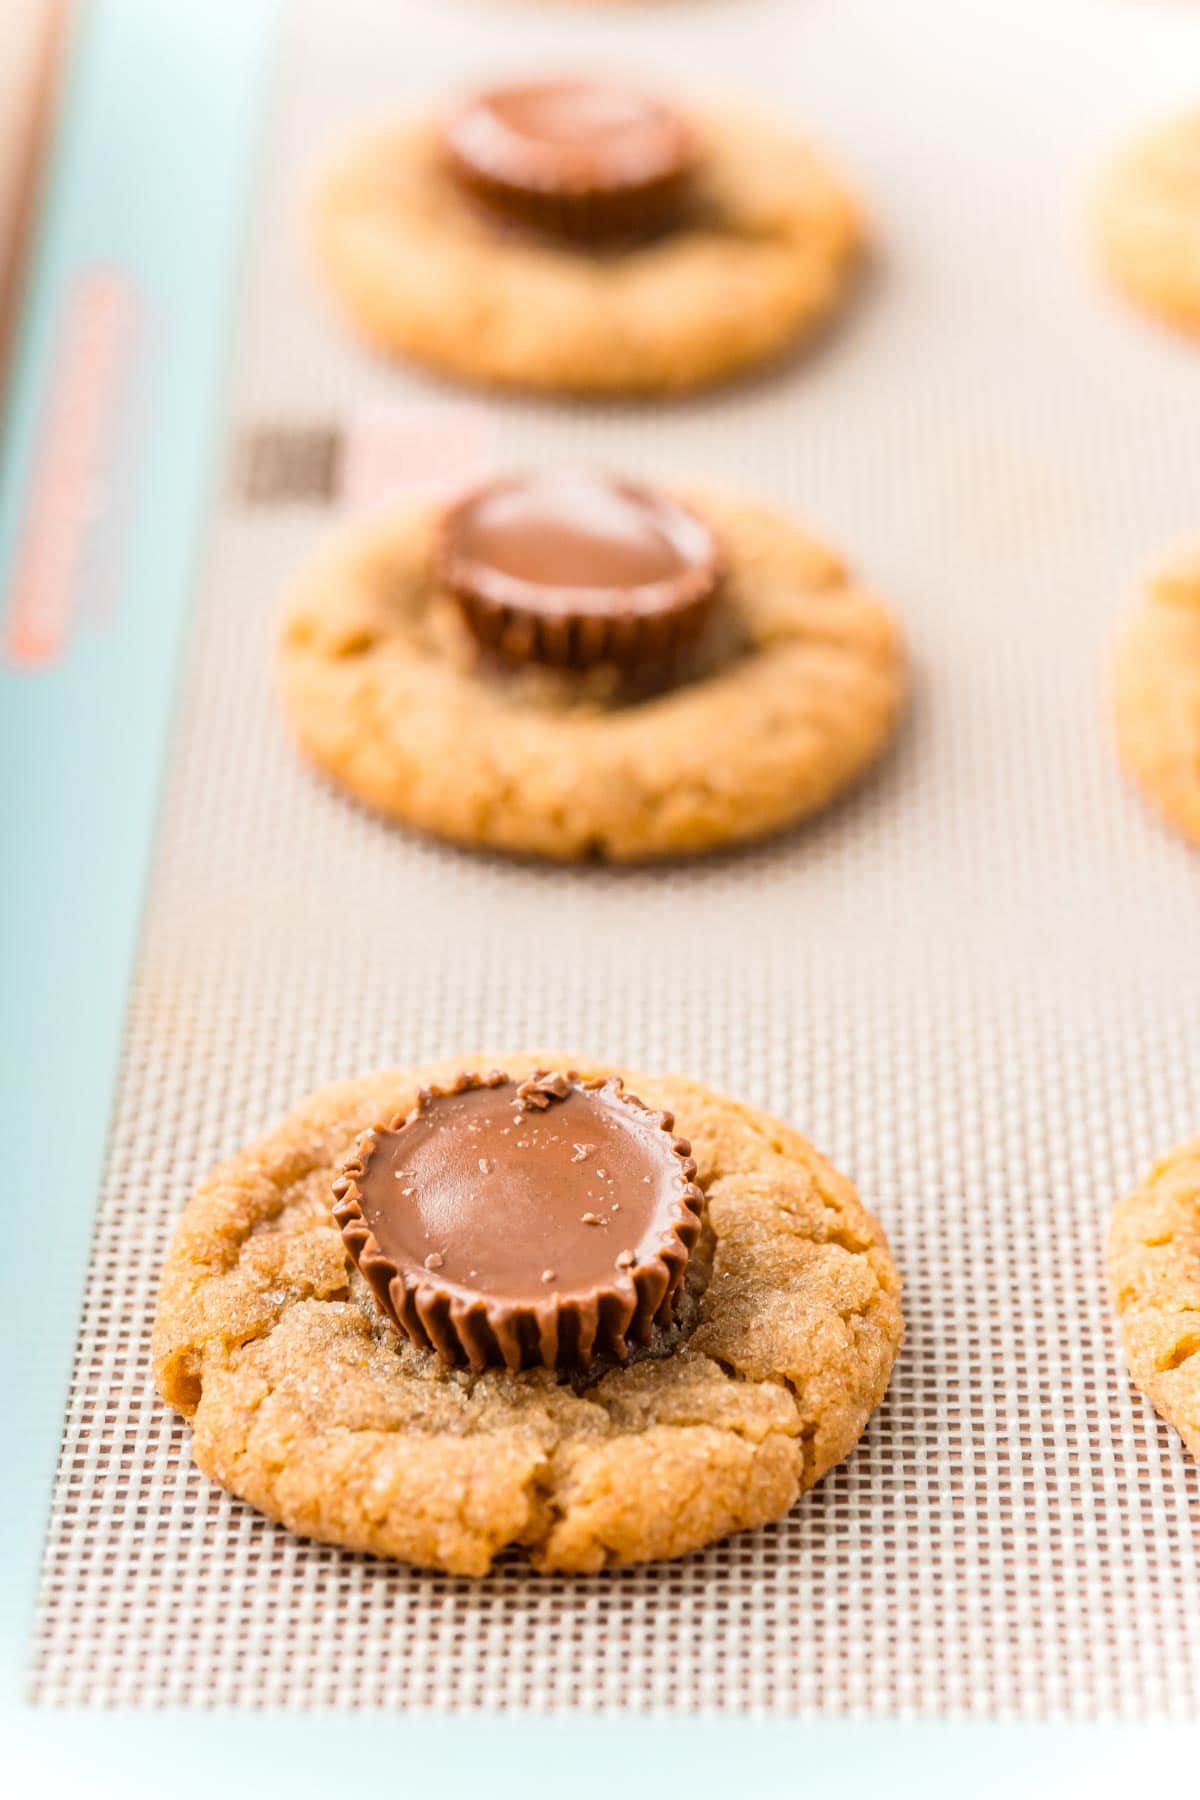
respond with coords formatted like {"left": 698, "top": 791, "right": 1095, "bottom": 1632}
{"left": 21, "top": 0, "right": 1200, "bottom": 1719}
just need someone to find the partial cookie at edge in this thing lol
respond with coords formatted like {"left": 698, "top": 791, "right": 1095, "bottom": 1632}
{"left": 1111, "top": 554, "right": 1200, "bottom": 846}
{"left": 1108, "top": 1138, "right": 1200, "bottom": 1463}
{"left": 1095, "top": 111, "right": 1200, "bottom": 337}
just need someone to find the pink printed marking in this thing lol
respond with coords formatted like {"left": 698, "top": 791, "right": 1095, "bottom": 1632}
{"left": 4, "top": 267, "right": 141, "bottom": 669}
{"left": 338, "top": 401, "right": 496, "bottom": 516}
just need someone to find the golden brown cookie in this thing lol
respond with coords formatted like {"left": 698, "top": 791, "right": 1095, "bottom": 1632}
{"left": 1111, "top": 552, "right": 1200, "bottom": 845}
{"left": 314, "top": 102, "right": 864, "bottom": 394}
{"left": 1108, "top": 1139, "right": 1200, "bottom": 1463}
{"left": 1095, "top": 110, "right": 1200, "bottom": 336}
{"left": 278, "top": 485, "right": 906, "bottom": 861}
{"left": 152, "top": 1055, "right": 903, "bottom": 1574}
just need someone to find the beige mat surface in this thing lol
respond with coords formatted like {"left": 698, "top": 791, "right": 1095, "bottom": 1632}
{"left": 28, "top": 0, "right": 1200, "bottom": 1718}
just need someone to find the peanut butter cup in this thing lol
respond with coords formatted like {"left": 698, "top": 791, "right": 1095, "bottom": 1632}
{"left": 332, "top": 1070, "right": 704, "bottom": 1372}
{"left": 443, "top": 78, "right": 697, "bottom": 243}
{"left": 439, "top": 471, "right": 720, "bottom": 670}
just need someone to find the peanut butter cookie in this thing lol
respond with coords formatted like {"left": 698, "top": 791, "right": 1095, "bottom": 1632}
{"left": 1096, "top": 110, "right": 1200, "bottom": 337}
{"left": 314, "top": 81, "right": 864, "bottom": 395}
{"left": 1112, "top": 553, "right": 1200, "bottom": 845}
{"left": 1108, "top": 1139, "right": 1200, "bottom": 1463}
{"left": 152, "top": 1055, "right": 903, "bottom": 1574}
{"left": 278, "top": 474, "right": 907, "bottom": 861}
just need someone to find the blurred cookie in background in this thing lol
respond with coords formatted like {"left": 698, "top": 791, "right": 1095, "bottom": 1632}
{"left": 314, "top": 77, "right": 865, "bottom": 395}
{"left": 1112, "top": 551, "right": 1200, "bottom": 845}
{"left": 1095, "top": 110, "right": 1200, "bottom": 337}
{"left": 277, "top": 468, "right": 907, "bottom": 861}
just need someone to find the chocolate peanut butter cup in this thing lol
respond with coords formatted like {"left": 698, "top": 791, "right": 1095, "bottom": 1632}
{"left": 332, "top": 1070, "right": 704, "bottom": 1372}
{"left": 439, "top": 471, "right": 720, "bottom": 670}
{"left": 443, "top": 78, "right": 697, "bottom": 243}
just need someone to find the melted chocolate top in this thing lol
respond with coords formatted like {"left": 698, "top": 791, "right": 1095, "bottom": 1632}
{"left": 334, "top": 1072, "right": 704, "bottom": 1370}
{"left": 438, "top": 471, "right": 718, "bottom": 669}
{"left": 444, "top": 78, "right": 696, "bottom": 241}
{"left": 357, "top": 1076, "right": 689, "bottom": 1303}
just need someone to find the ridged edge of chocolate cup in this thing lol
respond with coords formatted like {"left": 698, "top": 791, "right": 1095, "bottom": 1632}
{"left": 437, "top": 483, "right": 721, "bottom": 672}
{"left": 331, "top": 1069, "right": 704, "bottom": 1374}
{"left": 446, "top": 156, "right": 696, "bottom": 245}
